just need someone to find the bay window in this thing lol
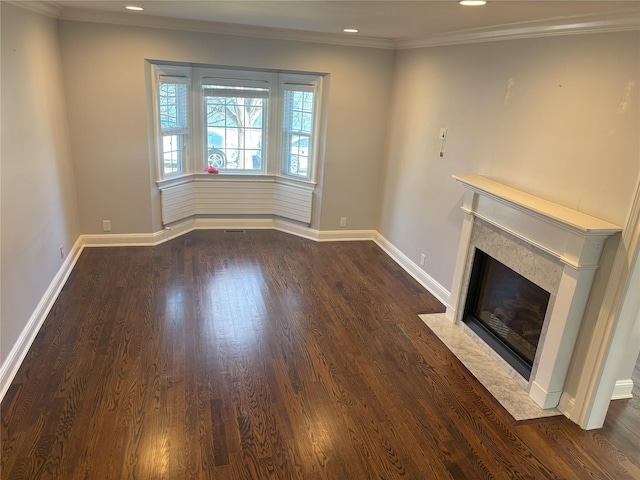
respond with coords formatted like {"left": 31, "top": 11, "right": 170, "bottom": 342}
{"left": 152, "top": 63, "right": 323, "bottom": 183}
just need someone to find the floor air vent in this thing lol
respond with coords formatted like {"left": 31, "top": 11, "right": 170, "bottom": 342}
{"left": 224, "top": 229, "right": 246, "bottom": 233}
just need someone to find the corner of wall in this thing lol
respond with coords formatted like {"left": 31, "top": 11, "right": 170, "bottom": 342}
{"left": 374, "top": 232, "right": 450, "bottom": 307}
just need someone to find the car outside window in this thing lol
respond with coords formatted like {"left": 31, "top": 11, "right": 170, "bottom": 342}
{"left": 204, "top": 84, "right": 267, "bottom": 172}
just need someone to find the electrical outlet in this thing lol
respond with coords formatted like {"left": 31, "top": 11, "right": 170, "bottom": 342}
{"left": 59, "top": 245, "right": 64, "bottom": 259}
{"left": 420, "top": 253, "right": 426, "bottom": 266}
{"left": 340, "top": 217, "right": 347, "bottom": 228}
{"left": 103, "top": 220, "right": 112, "bottom": 232}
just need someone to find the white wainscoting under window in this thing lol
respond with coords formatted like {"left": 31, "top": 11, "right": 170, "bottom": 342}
{"left": 159, "top": 175, "right": 314, "bottom": 225}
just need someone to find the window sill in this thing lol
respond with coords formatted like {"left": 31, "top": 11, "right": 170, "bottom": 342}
{"left": 157, "top": 173, "right": 316, "bottom": 191}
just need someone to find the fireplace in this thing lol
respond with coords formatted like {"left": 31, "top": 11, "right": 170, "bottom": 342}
{"left": 464, "top": 249, "right": 550, "bottom": 380}
{"left": 448, "top": 175, "right": 621, "bottom": 410}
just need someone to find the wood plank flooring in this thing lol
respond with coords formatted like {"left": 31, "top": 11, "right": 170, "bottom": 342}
{"left": 2, "top": 229, "right": 639, "bottom": 479}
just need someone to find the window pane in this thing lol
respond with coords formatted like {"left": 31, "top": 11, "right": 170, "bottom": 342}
{"left": 283, "top": 89, "right": 314, "bottom": 178}
{"left": 163, "top": 134, "right": 183, "bottom": 174}
{"left": 205, "top": 94, "right": 264, "bottom": 171}
{"left": 159, "top": 83, "right": 188, "bottom": 131}
{"left": 158, "top": 80, "right": 187, "bottom": 176}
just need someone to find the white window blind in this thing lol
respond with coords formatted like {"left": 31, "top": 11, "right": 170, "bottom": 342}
{"left": 158, "top": 75, "right": 190, "bottom": 176}
{"left": 282, "top": 83, "right": 316, "bottom": 179}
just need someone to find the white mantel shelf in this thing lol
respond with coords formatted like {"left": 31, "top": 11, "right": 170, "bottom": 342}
{"left": 453, "top": 175, "right": 622, "bottom": 235}
{"left": 448, "top": 174, "right": 623, "bottom": 411}
{"left": 452, "top": 174, "right": 622, "bottom": 270}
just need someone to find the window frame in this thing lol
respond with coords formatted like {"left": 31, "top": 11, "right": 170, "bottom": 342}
{"left": 152, "top": 63, "right": 324, "bottom": 185}
{"left": 198, "top": 70, "right": 273, "bottom": 175}
{"left": 152, "top": 65, "right": 192, "bottom": 179}
{"left": 279, "top": 75, "right": 322, "bottom": 181}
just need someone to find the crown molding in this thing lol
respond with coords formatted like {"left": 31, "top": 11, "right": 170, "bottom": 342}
{"left": 395, "top": 8, "right": 640, "bottom": 50}
{"left": 56, "top": 7, "right": 395, "bottom": 50}
{"left": 15, "top": 3, "right": 640, "bottom": 51}
{"left": 6, "top": 0, "right": 62, "bottom": 18}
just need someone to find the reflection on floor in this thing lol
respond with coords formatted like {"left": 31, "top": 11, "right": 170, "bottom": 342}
{"left": 419, "top": 313, "right": 561, "bottom": 422}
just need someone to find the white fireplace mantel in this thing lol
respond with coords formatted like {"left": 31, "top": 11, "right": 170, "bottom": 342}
{"left": 447, "top": 174, "right": 622, "bottom": 410}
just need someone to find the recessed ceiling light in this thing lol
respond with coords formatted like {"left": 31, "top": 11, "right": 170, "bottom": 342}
{"left": 343, "top": 28, "right": 359, "bottom": 33}
{"left": 125, "top": 5, "right": 144, "bottom": 11}
{"left": 460, "top": 1, "right": 487, "bottom": 5}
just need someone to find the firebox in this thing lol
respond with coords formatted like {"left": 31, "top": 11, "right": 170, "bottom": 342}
{"left": 463, "top": 248, "right": 551, "bottom": 380}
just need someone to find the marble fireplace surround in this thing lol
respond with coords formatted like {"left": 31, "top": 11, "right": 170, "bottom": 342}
{"left": 446, "top": 175, "right": 622, "bottom": 410}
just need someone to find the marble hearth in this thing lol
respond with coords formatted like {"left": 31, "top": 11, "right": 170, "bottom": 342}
{"left": 419, "top": 312, "right": 560, "bottom": 421}
{"left": 446, "top": 175, "right": 621, "bottom": 410}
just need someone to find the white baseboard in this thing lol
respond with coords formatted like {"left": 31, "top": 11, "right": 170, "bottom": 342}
{"left": 1, "top": 221, "right": 451, "bottom": 402}
{"left": 558, "top": 391, "right": 576, "bottom": 418}
{"left": 529, "top": 380, "right": 562, "bottom": 410}
{"left": 55, "top": 221, "right": 448, "bottom": 324}
{"left": 80, "top": 218, "right": 279, "bottom": 247}
{"left": 316, "top": 229, "right": 377, "bottom": 242}
{"left": 80, "top": 220, "right": 380, "bottom": 246}
{"left": 158, "top": 217, "right": 277, "bottom": 244}
{"left": 445, "top": 305, "right": 457, "bottom": 322}
{"left": 611, "top": 379, "right": 634, "bottom": 400}
{"left": 273, "top": 218, "right": 320, "bottom": 241}
{"left": 373, "top": 233, "right": 450, "bottom": 306}
{"left": 0, "top": 237, "right": 84, "bottom": 401}
{"left": 555, "top": 379, "right": 632, "bottom": 421}
{"left": 81, "top": 231, "right": 159, "bottom": 247}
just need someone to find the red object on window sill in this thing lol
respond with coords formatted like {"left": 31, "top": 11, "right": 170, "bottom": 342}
{"left": 205, "top": 166, "right": 219, "bottom": 174}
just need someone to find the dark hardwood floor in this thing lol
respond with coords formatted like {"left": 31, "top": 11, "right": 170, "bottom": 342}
{"left": 1, "top": 230, "right": 639, "bottom": 479}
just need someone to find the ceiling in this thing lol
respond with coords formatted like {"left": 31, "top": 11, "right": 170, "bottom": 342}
{"left": 41, "top": 1, "right": 640, "bottom": 48}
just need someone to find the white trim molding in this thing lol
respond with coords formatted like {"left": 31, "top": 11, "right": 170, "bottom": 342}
{"left": 610, "top": 379, "right": 635, "bottom": 400}
{"left": 56, "top": 7, "right": 394, "bottom": 50}
{"left": 6, "top": 1, "right": 62, "bottom": 18}
{"left": 0, "top": 236, "right": 84, "bottom": 401}
{"left": 47, "top": 3, "right": 640, "bottom": 51}
{"left": 569, "top": 174, "right": 640, "bottom": 429}
{"left": 396, "top": 9, "right": 640, "bottom": 49}
{"left": 317, "top": 229, "right": 378, "bottom": 242}
{"left": 374, "top": 233, "right": 450, "bottom": 307}
{"left": 561, "top": 378, "right": 636, "bottom": 419}
{"left": 78, "top": 222, "right": 453, "bottom": 309}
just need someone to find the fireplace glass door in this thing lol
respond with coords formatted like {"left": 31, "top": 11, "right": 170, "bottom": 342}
{"left": 464, "top": 249, "right": 550, "bottom": 379}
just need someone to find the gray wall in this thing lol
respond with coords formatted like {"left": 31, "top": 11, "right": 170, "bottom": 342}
{"left": 378, "top": 32, "right": 640, "bottom": 417}
{"left": 57, "top": 21, "right": 395, "bottom": 234}
{"left": 379, "top": 33, "right": 640, "bottom": 294}
{"left": 1, "top": 3, "right": 81, "bottom": 363}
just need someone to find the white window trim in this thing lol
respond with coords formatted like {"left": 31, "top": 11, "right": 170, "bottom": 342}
{"left": 152, "top": 65, "right": 192, "bottom": 180}
{"left": 279, "top": 74, "right": 323, "bottom": 183}
{"left": 197, "top": 69, "right": 273, "bottom": 176}
{"left": 151, "top": 63, "right": 324, "bottom": 185}
{"left": 149, "top": 62, "right": 326, "bottom": 227}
